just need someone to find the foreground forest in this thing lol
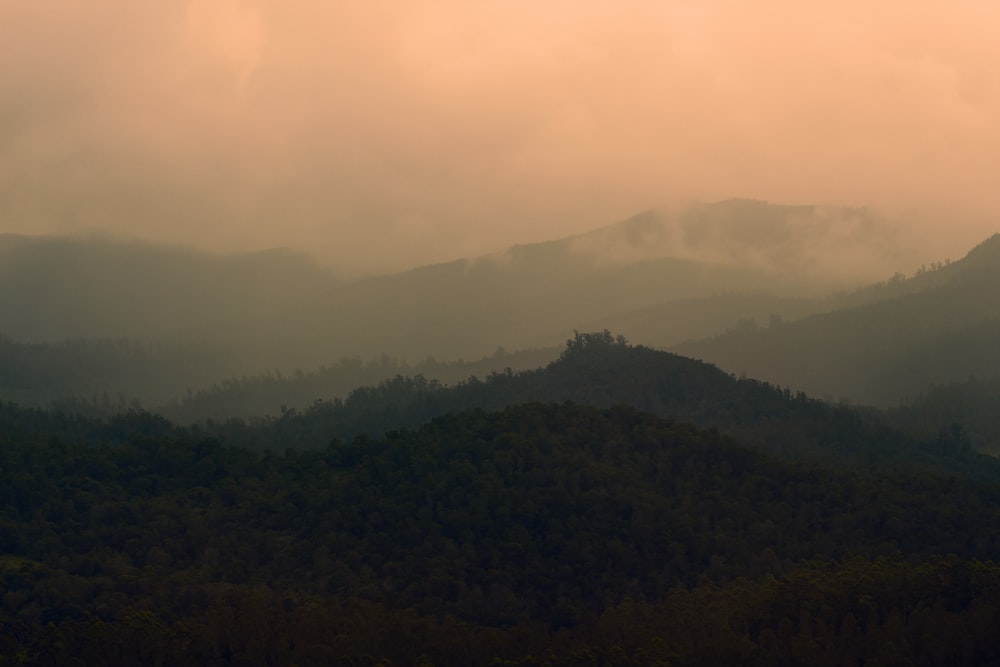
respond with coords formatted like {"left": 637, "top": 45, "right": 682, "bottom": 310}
{"left": 3, "top": 336, "right": 1000, "bottom": 664}
{"left": 5, "top": 400, "right": 1000, "bottom": 665}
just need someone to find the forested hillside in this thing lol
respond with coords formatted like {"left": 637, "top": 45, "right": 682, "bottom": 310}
{"left": 0, "top": 336, "right": 238, "bottom": 410}
{"left": 3, "top": 228, "right": 1000, "bottom": 664}
{"left": 6, "top": 1, "right": 997, "bottom": 661}
{"left": 0, "top": 335, "right": 557, "bottom": 419}
{"left": 195, "top": 333, "right": 993, "bottom": 486}
{"left": 888, "top": 376, "right": 1000, "bottom": 455}
{"left": 675, "top": 234, "right": 1000, "bottom": 405}
{"left": 3, "top": 400, "right": 1000, "bottom": 664}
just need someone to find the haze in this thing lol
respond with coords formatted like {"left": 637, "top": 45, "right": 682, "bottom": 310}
{"left": 2, "top": 1, "right": 998, "bottom": 275}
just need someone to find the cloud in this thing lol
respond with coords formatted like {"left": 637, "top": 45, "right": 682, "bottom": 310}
{"left": 1, "top": 1, "right": 997, "bottom": 274}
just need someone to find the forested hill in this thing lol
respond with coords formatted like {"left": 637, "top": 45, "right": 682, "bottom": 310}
{"left": 5, "top": 401, "right": 1000, "bottom": 665}
{"left": 674, "top": 233, "right": 1000, "bottom": 406}
{"left": 205, "top": 332, "right": 992, "bottom": 480}
{"left": 3, "top": 332, "right": 990, "bottom": 480}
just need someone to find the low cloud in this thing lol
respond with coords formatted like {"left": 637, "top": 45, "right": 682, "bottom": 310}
{"left": 1, "top": 1, "right": 997, "bottom": 274}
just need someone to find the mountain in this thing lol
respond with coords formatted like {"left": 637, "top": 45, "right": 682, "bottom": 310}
{"left": 0, "top": 336, "right": 237, "bottom": 410}
{"left": 0, "top": 201, "right": 919, "bottom": 392}
{"left": 0, "top": 334, "right": 559, "bottom": 418}
{"left": 591, "top": 292, "right": 821, "bottom": 348}
{"left": 0, "top": 233, "right": 334, "bottom": 342}
{"left": 5, "top": 399, "right": 1000, "bottom": 665}
{"left": 565, "top": 198, "right": 916, "bottom": 287}
{"left": 9, "top": 331, "right": 986, "bottom": 478}
{"left": 6, "top": 207, "right": 1000, "bottom": 665}
{"left": 201, "top": 332, "right": 999, "bottom": 485}
{"left": 237, "top": 200, "right": 915, "bottom": 364}
{"left": 673, "top": 233, "right": 1000, "bottom": 406}
{"left": 254, "top": 248, "right": 775, "bottom": 365}
{"left": 153, "top": 344, "right": 560, "bottom": 422}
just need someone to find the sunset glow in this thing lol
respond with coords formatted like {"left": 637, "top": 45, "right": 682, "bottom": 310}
{"left": 2, "top": 1, "right": 997, "bottom": 273}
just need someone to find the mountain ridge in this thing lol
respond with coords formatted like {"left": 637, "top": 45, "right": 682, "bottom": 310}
{"left": 674, "top": 231, "right": 1000, "bottom": 405}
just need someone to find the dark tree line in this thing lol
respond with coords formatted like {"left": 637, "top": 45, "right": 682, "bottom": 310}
{"left": 4, "top": 400, "right": 1000, "bottom": 664}
{"left": 199, "top": 333, "right": 1000, "bottom": 485}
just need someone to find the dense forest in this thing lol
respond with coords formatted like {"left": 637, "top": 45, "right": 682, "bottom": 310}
{"left": 189, "top": 333, "right": 994, "bottom": 486}
{"left": 5, "top": 399, "right": 1000, "bottom": 665}
{"left": 6, "top": 1, "right": 999, "bottom": 659}
{"left": 3, "top": 335, "right": 1000, "bottom": 664}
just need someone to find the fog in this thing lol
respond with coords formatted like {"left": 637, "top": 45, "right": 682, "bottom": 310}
{"left": 2, "top": 1, "right": 998, "bottom": 275}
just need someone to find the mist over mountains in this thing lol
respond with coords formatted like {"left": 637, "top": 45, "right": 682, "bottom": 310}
{"left": 566, "top": 199, "right": 916, "bottom": 284}
{"left": 1, "top": 200, "right": 918, "bottom": 357}
{"left": 0, "top": 233, "right": 333, "bottom": 342}
{"left": 675, "top": 232, "right": 1000, "bottom": 406}
{"left": 0, "top": 199, "right": 937, "bottom": 412}
{"left": 2, "top": 198, "right": 996, "bottom": 420}
{"left": 7, "top": 2, "right": 1000, "bottom": 659}
{"left": 7, "top": 199, "right": 1000, "bottom": 664}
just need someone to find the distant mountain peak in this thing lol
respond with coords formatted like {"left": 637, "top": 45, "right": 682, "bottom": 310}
{"left": 559, "top": 200, "right": 912, "bottom": 286}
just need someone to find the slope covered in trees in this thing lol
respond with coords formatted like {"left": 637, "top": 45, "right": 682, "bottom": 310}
{"left": 0, "top": 336, "right": 240, "bottom": 410}
{"left": 674, "top": 234, "right": 1000, "bottom": 405}
{"left": 4, "top": 332, "right": 994, "bottom": 483}
{"left": 202, "top": 332, "right": 996, "bottom": 484}
{"left": 3, "top": 401, "right": 1000, "bottom": 665}
{"left": 3, "top": 221, "right": 999, "bottom": 664}
{"left": 156, "top": 345, "right": 559, "bottom": 423}
{"left": 0, "top": 334, "right": 557, "bottom": 420}
{"left": 887, "top": 376, "right": 1000, "bottom": 455}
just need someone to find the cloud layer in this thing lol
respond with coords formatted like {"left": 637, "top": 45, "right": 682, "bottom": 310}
{"left": 2, "top": 1, "right": 997, "bottom": 273}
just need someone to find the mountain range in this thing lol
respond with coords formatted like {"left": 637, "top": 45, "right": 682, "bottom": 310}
{"left": 1, "top": 199, "right": 920, "bottom": 366}
{"left": 675, "top": 233, "right": 1000, "bottom": 405}
{"left": 2, "top": 199, "right": 997, "bottom": 421}
{"left": 5, "top": 202, "right": 1000, "bottom": 665}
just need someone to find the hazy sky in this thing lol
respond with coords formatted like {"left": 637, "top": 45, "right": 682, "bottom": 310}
{"left": 2, "top": 1, "right": 998, "bottom": 274}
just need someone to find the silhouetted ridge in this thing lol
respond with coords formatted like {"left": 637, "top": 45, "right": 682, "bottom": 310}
{"left": 954, "top": 232, "right": 1000, "bottom": 275}
{"left": 195, "top": 332, "right": 1000, "bottom": 482}
{"left": 675, "top": 230, "right": 1000, "bottom": 406}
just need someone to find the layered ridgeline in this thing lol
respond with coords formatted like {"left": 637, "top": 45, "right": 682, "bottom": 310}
{"left": 3, "top": 332, "right": 991, "bottom": 476}
{"left": 253, "top": 199, "right": 917, "bottom": 363}
{"left": 674, "top": 233, "right": 1000, "bottom": 407}
{"left": 4, "top": 399, "right": 1000, "bottom": 665}
{"left": 0, "top": 201, "right": 916, "bottom": 392}
{"left": 0, "top": 234, "right": 338, "bottom": 405}
{"left": 0, "top": 335, "right": 558, "bottom": 418}
{"left": 159, "top": 334, "right": 996, "bottom": 483}
{"left": 0, "top": 233, "right": 334, "bottom": 342}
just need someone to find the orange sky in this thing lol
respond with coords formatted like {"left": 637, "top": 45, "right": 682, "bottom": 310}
{"left": 1, "top": 1, "right": 997, "bottom": 274}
